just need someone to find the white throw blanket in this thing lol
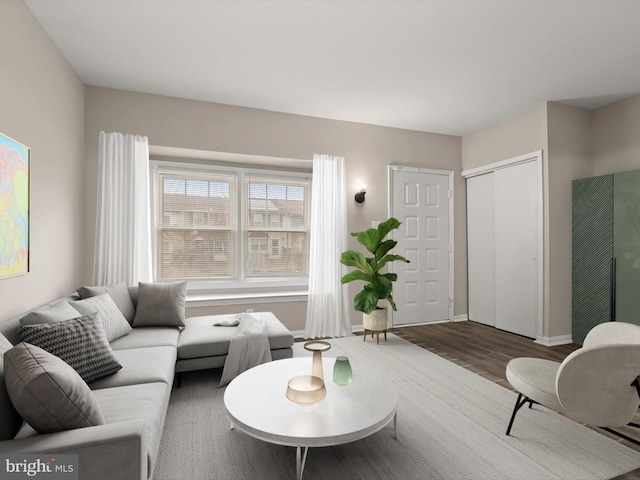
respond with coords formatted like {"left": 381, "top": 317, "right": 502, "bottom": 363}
{"left": 219, "top": 313, "right": 272, "bottom": 387}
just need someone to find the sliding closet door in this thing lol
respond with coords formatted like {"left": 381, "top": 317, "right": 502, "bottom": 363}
{"left": 467, "top": 173, "right": 495, "bottom": 326}
{"left": 494, "top": 161, "right": 540, "bottom": 338}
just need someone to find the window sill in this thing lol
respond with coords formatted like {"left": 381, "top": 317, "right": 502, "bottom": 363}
{"left": 186, "top": 290, "right": 308, "bottom": 307}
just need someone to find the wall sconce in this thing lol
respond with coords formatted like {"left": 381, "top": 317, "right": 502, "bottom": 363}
{"left": 355, "top": 184, "right": 367, "bottom": 203}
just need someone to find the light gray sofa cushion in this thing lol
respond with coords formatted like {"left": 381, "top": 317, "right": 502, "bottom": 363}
{"left": 109, "top": 327, "right": 180, "bottom": 351}
{"left": 133, "top": 281, "right": 187, "bottom": 327}
{"left": 19, "top": 301, "right": 81, "bottom": 326}
{"left": 70, "top": 293, "right": 132, "bottom": 342}
{"left": 0, "top": 294, "right": 81, "bottom": 346}
{"left": 95, "top": 383, "right": 171, "bottom": 480}
{"left": 4, "top": 343, "right": 105, "bottom": 434}
{"left": 174, "top": 345, "right": 293, "bottom": 373}
{"left": 89, "top": 346, "right": 177, "bottom": 390}
{"left": 178, "top": 312, "right": 294, "bottom": 359}
{"left": 78, "top": 282, "right": 136, "bottom": 324}
{"left": 18, "top": 313, "right": 122, "bottom": 384}
{"left": 0, "top": 333, "right": 22, "bottom": 440}
{"left": 14, "top": 382, "right": 171, "bottom": 480}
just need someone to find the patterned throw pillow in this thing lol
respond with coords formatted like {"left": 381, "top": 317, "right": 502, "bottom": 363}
{"left": 18, "top": 313, "right": 122, "bottom": 384}
{"left": 70, "top": 293, "right": 132, "bottom": 342}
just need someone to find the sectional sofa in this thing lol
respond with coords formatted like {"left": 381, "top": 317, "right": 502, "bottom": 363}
{"left": 0, "top": 285, "right": 294, "bottom": 480}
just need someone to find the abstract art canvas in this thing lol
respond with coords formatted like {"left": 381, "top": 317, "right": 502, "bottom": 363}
{"left": 0, "top": 132, "right": 30, "bottom": 278}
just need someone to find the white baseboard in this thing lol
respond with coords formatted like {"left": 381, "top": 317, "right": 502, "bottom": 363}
{"left": 291, "top": 329, "right": 305, "bottom": 339}
{"left": 292, "top": 325, "right": 363, "bottom": 340}
{"left": 294, "top": 318, "right": 468, "bottom": 339}
{"left": 534, "top": 334, "right": 573, "bottom": 347}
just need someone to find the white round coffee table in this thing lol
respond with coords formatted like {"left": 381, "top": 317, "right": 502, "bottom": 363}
{"left": 224, "top": 356, "right": 398, "bottom": 480}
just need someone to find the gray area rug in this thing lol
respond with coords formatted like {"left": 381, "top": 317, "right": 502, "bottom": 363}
{"left": 155, "top": 334, "right": 640, "bottom": 480}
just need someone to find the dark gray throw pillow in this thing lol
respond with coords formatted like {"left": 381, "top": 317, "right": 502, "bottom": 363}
{"left": 133, "top": 281, "right": 187, "bottom": 327}
{"left": 4, "top": 343, "right": 105, "bottom": 434}
{"left": 0, "top": 333, "right": 22, "bottom": 441}
{"left": 18, "top": 313, "right": 122, "bottom": 383}
{"left": 77, "top": 282, "right": 136, "bottom": 324}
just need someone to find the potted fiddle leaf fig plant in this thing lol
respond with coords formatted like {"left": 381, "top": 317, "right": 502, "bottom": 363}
{"left": 340, "top": 217, "right": 409, "bottom": 332}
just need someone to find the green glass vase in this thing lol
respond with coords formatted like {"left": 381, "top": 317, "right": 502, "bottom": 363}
{"left": 333, "top": 356, "right": 352, "bottom": 386}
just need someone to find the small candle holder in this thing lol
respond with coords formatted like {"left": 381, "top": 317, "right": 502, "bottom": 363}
{"left": 303, "top": 340, "right": 331, "bottom": 381}
{"left": 285, "top": 340, "right": 332, "bottom": 405}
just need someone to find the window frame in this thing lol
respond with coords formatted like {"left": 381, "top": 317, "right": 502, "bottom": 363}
{"left": 150, "top": 160, "right": 312, "bottom": 294}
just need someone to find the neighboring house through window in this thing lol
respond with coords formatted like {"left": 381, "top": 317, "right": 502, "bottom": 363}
{"left": 151, "top": 160, "right": 311, "bottom": 292}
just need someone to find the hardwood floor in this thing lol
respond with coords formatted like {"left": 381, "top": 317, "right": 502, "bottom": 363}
{"left": 385, "top": 321, "right": 640, "bottom": 480}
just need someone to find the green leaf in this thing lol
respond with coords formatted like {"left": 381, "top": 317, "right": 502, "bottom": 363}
{"left": 366, "top": 256, "right": 378, "bottom": 272}
{"left": 371, "top": 275, "right": 393, "bottom": 298}
{"left": 378, "top": 254, "right": 409, "bottom": 270}
{"left": 375, "top": 239, "right": 397, "bottom": 261}
{"left": 341, "top": 270, "right": 373, "bottom": 284}
{"left": 386, "top": 295, "right": 398, "bottom": 311}
{"left": 340, "top": 251, "right": 374, "bottom": 275}
{"left": 380, "top": 272, "right": 398, "bottom": 282}
{"left": 352, "top": 228, "right": 380, "bottom": 253}
{"left": 377, "top": 217, "right": 401, "bottom": 241}
{"left": 354, "top": 288, "right": 379, "bottom": 314}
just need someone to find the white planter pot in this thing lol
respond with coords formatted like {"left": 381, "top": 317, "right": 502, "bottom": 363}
{"left": 363, "top": 308, "right": 388, "bottom": 331}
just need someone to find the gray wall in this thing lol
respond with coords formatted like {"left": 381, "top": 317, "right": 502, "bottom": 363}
{"left": 546, "top": 103, "right": 592, "bottom": 338}
{"left": 592, "top": 95, "right": 640, "bottom": 176}
{"left": 0, "top": 0, "right": 85, "bottom": 323}
{"left": 461, "top": 103, "right": 548, "bottom": 172}
{"left": 84, "top": 87, "right": 464, "bottom": 331}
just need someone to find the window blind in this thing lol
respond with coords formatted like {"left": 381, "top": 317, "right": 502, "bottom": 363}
{"left": 245, "top": 177, "right": 310, "bottom": 276}
{"left": 156, "top": 171, "right": 237, "bottom": 279}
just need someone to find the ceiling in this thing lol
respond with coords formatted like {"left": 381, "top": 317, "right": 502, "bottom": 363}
{"left": 25, "top": 0, "right": 640, "bottom": 137}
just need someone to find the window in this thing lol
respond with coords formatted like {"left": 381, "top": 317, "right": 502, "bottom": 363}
{"left": 152, "top": 162, "right": 311, "bottom": 288}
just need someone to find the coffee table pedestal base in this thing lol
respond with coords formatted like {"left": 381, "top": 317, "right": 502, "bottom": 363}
{"left": 292, "top": 411, "right": 398, "bottom": 480}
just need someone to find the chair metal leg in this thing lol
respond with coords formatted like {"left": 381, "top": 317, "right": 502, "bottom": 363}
{"left": 601, "top": 426, "right": 640, "bottom": 446}
{"left": 506, "top": 393, "right": 529, "bottom": 436}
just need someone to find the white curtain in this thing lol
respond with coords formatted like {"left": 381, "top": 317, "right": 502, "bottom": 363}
{"left": 304, "top": 154, "right": 351, "bottom": 338}
{"left": 93, "top": 132, "right": 152, "bottom": 286}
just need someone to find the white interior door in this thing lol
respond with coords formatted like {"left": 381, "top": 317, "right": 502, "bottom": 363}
{"left": 391, "top": 168, "right": 451, "bottom": 326}
{"left": 494, "top": 161, "right": 540, "bottom": 338}
{"left": 467, "top": 172, "right": 495, "bottom": 326}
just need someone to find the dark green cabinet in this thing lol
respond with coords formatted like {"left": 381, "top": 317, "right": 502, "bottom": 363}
{"left": 572, "top": 170, "right": 640, "bottom": 344}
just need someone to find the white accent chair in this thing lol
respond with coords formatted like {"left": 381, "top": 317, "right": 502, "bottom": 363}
{"left": 505, "top": 321, "right": 640, "bottom": 444}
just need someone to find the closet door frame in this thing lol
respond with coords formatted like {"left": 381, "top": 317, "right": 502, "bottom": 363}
{"left": 462, "top": 150, "right": 544, "bottom": 340}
